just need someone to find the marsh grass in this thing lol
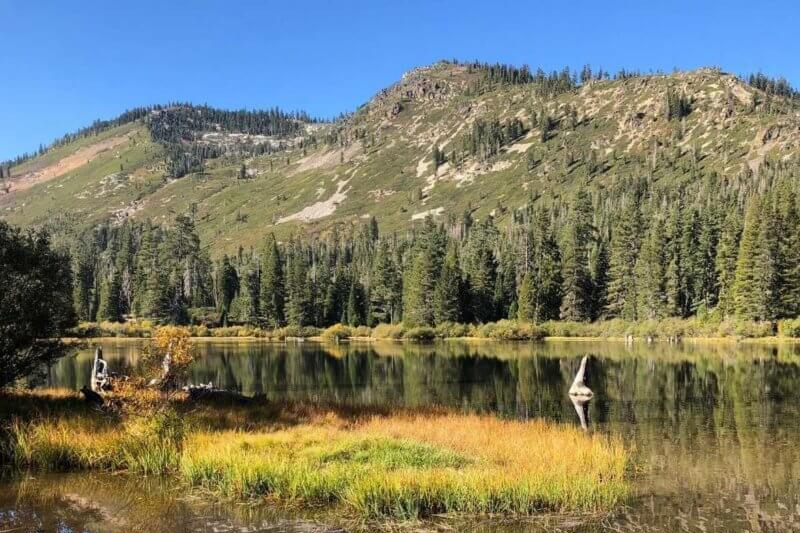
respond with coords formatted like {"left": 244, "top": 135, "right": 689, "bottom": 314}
{"left": 9, "top": 409, "right": 184, "bottom": 475}
{"left": 3, "top": 389, "right": 628, "bottom": 519}
{"left": 180, "top": 413, "right": 627, "bottom": 518}
{"left": 68, "top": 316, "right": 800, "bottom": 342}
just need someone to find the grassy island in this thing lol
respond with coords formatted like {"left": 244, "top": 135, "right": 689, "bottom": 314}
{"left": 2, "top": 388, "right": 628, "bottom": 520}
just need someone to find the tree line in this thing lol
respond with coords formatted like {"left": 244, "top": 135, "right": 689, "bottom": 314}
{"left": 71, "top": 173, "right": 800, "bottom": 329}
{"left": 147, "top": 104, "right": 313, "bottom": 144}
{"left": 147, "top": 104, "right": 317, "bottom": 179}
{"left": 1, "top": 103, "right": 317, "bottom": 180}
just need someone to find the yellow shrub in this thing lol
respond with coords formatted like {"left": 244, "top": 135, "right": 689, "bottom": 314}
{"left": 145, "top": 326, "right": 195, "bottom": 388}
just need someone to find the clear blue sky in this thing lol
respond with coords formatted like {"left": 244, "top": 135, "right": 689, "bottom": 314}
{"left": 2, "top": 0, "right": 799, "bottom": 161}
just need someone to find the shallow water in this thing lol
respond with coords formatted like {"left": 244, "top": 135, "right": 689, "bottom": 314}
{"left": 4, "top": 339, "right": 800, "bottom": 532}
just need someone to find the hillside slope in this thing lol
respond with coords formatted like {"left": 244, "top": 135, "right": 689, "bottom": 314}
{"left": 3, "top": 62, "right": 800, "bottom": 254}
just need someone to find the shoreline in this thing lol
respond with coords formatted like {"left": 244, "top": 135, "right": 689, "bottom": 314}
{"left": 63, "top": 334, "right": 800, "bottom": 344}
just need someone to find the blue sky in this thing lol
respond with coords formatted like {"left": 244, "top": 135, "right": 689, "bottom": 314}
{"left": 2, "top": 0, "right": 799, "bottom": 161}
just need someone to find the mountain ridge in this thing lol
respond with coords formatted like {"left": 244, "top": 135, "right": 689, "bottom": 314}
{"left": 3, "top": 61, "right": 800, "bottom": 255}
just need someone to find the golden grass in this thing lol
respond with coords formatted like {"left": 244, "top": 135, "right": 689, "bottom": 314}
{"left": 2, "top": 389, "right": 628, "bottom": 519}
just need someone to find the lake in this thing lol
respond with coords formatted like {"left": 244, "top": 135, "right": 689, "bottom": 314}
{"left": 3, "top": 339, "right": 800, "bottom": 532}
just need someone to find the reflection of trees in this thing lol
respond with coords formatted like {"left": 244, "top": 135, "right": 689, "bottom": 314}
{"left": 1, "top": 473, "right": 342, "bottom": 533}
{"left": 46, "top": 341, "right": 143, "bottom": 389}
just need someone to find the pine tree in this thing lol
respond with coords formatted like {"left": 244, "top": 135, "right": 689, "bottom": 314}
{"left": 589, "top": 240, "right": 609, "bottom": 320}
{"left": 517, "top": 272, "right": 535, "bottom": 321}
{"left": 692, "top": 210, "right": 719, "bottom": 312}
{"left": 733, "top": 198, "right": 776, "bottom": 320}
{"left": 403, "top": 217, "right": 445, "bottom": 326}
{"left": 776, "top": 188, "right": 800, "bottom": 317}
{"left": 132, "top": 224, "right": 157, "bottom": 317}
{"left": 72, "top": 240, "right": 95, "bottom": 321}
{"left": 218, "top": 255, "right": 239, "bottom": 326}
{"left": 560, "top": 190, "right": 593, "bottom": 320}
{"left": 114, "top": 224, "right": 136, "bottom": 315}
{"left": 664, "top": 203, "right": 685, "bottom": 316}
{"left": 260, "top": 234, "right": 285, "bottom": 327}
{"left": 369, "top": 241, "right": 401, "bottom": 324}
{"left": 678, "top": 208, "right": 702, "bottom": 315}
{"left": 233, "top": 259, "right": 260, "bottom": 325}
{"left": 605, "top": 194, "right": 643, "bottom": 320}
{"left": 636, "top": 216, "right": 667, "bottom": 319}
{"left": 168, "top": 213, "right": 210, "bottom": 309}
{"left": 285, "top": 242, "right": 312, "bottom": 326}
{"left": 403, "top": 245, "right": 437, "bottom": 326}
{"left": 715, "top": 209, "right": 742, "bottom": 317}
{"left": 96, "top": 268, "right": 122, "bottom": 322}
{"left": 523, "top": 209, "right": 562, "bottom": 322}
{"left": 493, "top": 248, "right": 517, "bottom": 319}
{"left": 345, "top": 277, "right": 366, "bottom": 326}
{"left": 434, "top": 244, "right": 463, "bottom": 323}
{"left": 464, "top": 219, "right": 498, "bottom": 322}
{"left": 165, "top": 264, "right": 189, "bottom": 325}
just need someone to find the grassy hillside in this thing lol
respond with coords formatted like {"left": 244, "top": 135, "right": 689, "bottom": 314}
{"left": 3, "top": 62, "right": 800, "bottom": 254}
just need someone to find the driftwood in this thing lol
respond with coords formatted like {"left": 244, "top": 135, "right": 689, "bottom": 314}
{"left": 183, "top": 382, "right": 252, "bottom": 403}
{"left": 568, "top": 355, "right": 593, "bottom": 398}
{"left": 90, "top": 347, "right": 111, "bottom": 392}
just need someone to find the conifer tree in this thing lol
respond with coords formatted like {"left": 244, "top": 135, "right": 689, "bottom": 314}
{"left": 434, "top": 244, "right": 463, "bottom": 323}
{"left": 114, "top": 225, "right": 136, "bottom": 315}
{"left": 345, "top": 277, "right": 366, "bottom": 326}
{"left": 664, "top": 203, "right": 685, "bottom": 317}
{"left": 285, "top": 242, "right": 312, "bottom": 326}
{"left": 777, "top": 188, "right": 800, "bottom": 317}
{"left": 132, "top": 225, "right": 157, "bottom": 317}
{"left": 232, "top": 259, "right": 260, "bottom": 325}
{"left": 369, "top": 241, "right": 401, "bottom": 324}
{"left": 72, "top": 240, "right": 95, "bottom": 321}
{"left": 218, "top": 254, "right": 239, "bottom": 326}
{"left": 493, "top": 248, "right": 517, "bottom": 319}
{"left": 605, "top": 194, "right": 643, "bottom": 320}
{"left": 733, "top": 198, "right": 776, "bottom": 320}
{"left": 636, "top": 217, "right": 667, "bottom": 319}
{"left": 260, "top": 234, "right": 285, "bottom": 327}
{"left": 517, "top": 271, "right": 535, "bottom": 322}
{"left": 692, "top": 210, "right": 719, "bottom": 312}
{"left": 678, "top": 208, "right": 703, "bottom": 315}
{"left": 403, "top": 245, "right": 437, "bottom": 326}
{"left": 523, "top": 209, "right": 562, "bottom": 322}
{"left": 560, "top": 190, "right": 593, "bottom": 320}
{"left": 464, "top": 219, "right": 498, "bottom": 322}
{"left": 589, "top": 240, "right": 609, "bottom": 320}
{"left": 96, "top": 268, "right": 122, "bottom": 322}
{"left": 403, "top": 217, "right": 445, "bottom": 326}
{"left": 165, "top": 265, "right": 189, "bottom": 325}
{"left": 715, "top": 209, "right": 742, "bottom": 317}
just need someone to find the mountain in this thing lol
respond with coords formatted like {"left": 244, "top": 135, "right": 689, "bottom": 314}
{"left": 2, "top": 62, "right": 800, "bottom": 255}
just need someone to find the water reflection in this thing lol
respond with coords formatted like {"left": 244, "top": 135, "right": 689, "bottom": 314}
{"left": 26, "top": 339, "right": 800, "bottom": 532}
{"left": 570, "top": 395, "right": 590, "bottom": 430}
{"left": 0, "top": 473, "right": 348, "bottom": 533}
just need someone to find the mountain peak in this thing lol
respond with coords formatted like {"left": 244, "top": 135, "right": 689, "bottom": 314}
{"left": 2, "top": 63, "right": 800, "bottom": 254}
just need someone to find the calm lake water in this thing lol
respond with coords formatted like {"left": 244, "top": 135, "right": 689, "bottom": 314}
{"left": 4, "top": 339, "right": 800, "bottom": 532}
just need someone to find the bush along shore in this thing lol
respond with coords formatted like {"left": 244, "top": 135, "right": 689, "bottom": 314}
{"left": 71, "top": 316, "right": 800, "bottom": 341}
{"left": 1, "top": 388, "right": 628, "bottom": 520}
